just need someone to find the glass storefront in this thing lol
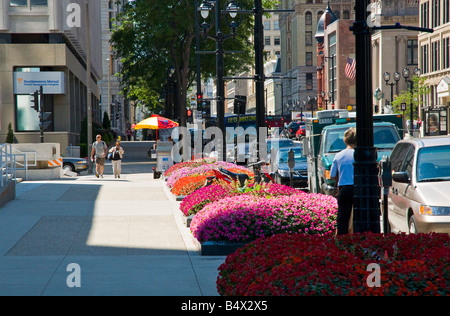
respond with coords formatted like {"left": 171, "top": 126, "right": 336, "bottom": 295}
{"left": 425, "top": 108, "right": 448, "bottom": 136}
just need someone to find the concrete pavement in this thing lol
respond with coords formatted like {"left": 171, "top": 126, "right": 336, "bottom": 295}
{"left": 0, "top": 158, "right": 226, "bottom": 296}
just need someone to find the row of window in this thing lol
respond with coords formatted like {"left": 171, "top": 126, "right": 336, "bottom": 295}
{"left": 10, "top": 0, "right": 47, "bottom": 6}
{"left": 421, "top": 37, "right": 450, "bottom": 73}
{"left": 420, "top": 0, "right": 450, "bottom": 29}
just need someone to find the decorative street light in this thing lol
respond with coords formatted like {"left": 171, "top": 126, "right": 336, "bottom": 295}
{"left": 383, "top": 71, "right": 401, "bottom": 109}
{"left": 197, "top": 0, "right": 242, "bottom": 161}
{"left": 402, "top": 67, "right": 421, "bottom": 136}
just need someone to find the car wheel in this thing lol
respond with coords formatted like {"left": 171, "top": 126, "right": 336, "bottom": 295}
{"left": 408, "top": 215, "right": 418, "bottom": 234}
{"left": 63, "top": 163, "right": 75, "bottom": 172}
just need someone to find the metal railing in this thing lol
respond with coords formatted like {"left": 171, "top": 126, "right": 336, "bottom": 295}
{"left": 0, "top": 144, "right": 16, "bottom": 187}
{"left": 0, "top": 144, "right": 38, "bottom": 186}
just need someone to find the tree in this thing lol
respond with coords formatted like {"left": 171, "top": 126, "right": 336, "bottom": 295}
{"left": 111, "top": 0, "right": 277, "bottom": 127}
{"left": 6, "top": 123, "right": 15, "bottom": 144}
{"left": 392, "top": 76, "right": 430, "bottom": 121}
{"left": 102, "top": 111, "right": 111, "bottom": 130}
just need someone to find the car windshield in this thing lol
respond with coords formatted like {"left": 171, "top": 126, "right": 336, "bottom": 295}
{"left": 278, "top": 148, "right": 307, "bottom": 163}
{"left": 323, "top": 126, "right": 399, "bottom": 153}
{"left": 267, "top": 139, "right": 293, "bottom": 152}
{"left": 417, "top": 145, "right": 450, "bottom": 182}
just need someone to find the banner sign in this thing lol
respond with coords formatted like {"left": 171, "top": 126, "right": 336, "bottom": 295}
{"left": 14, "top": 72, "right": 65, "bottom": 95}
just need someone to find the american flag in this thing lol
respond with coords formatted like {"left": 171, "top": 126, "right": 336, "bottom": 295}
{"left": 345, "top": 57, "right": 356, "bottom": 80}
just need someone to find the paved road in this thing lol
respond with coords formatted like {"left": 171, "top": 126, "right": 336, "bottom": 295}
{"left": 0, "top": 142, "right": 226, "bottom": 296}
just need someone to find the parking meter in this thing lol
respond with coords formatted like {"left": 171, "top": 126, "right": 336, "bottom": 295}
{"left": 379, "top": 156, "right": 392, "bottom": 233}
{"left": 288, "top": 148, "right": 295, "bottom": 188}
{"left": 379, "top": 156, "right": 392, "bottom": 189}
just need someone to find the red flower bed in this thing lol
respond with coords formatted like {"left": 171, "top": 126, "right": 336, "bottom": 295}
{"left": 171, "top": 174, "right": 209, "bottom": 196}
{"left": 217, "top": 233, "right": 450, "bottom": 296}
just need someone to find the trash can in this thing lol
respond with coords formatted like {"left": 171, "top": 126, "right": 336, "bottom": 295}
{"left": 156, "top": 141, "right": 173, "bottom": 172}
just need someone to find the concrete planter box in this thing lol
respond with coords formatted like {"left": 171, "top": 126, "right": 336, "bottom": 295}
{"left": 200, "top": 241, "right": 249, "bottom": 256}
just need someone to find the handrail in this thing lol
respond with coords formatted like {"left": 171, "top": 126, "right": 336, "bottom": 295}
{"left": 0, "top": 144, "right": 16, "bottom": 187}
{"left": 11, "top": 148, "right": 37, "bottom": 182}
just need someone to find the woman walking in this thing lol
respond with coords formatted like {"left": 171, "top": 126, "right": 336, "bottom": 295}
{"left": 109, "top": 141, "right": 125, "bottom": 178}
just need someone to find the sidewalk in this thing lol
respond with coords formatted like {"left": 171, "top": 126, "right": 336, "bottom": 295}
{"left": 0, "top": 163, "right": 226, "bottom": 296}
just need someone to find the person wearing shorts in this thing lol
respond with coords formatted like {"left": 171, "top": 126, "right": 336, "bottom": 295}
{"left": 91, "top": 135, "right": 108, "bottom": 178}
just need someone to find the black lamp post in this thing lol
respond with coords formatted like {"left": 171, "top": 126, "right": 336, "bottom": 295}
{"left": 197, "top": 0, "right": 241, "bottom": 161}
{"left": 402, "top": 67, "right": 421, "bottom": 136}
{"left": 383, "top": 71, "right": 401, "bottom": 108}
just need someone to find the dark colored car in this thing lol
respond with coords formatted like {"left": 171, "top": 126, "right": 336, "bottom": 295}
{"left": 271, "top": 147, "right": 308, "bottom": 188}
{"left": 63, "top": 157, "right": 89, "bottom": 173}
{"left": 286, "top": 121, "right": 305, "bottom": 139}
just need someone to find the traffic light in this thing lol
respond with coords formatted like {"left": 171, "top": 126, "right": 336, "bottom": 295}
{"left": 197, "top": 93, "right": 203, "bottom": 111}
{"left": 203, "top": 100, "right": 211, "bottom": 117}
{"left": 30, "top": 90, "right": 39, "bottom": 112}
{"left": 234, "top": 95, "right": 247, "bottom": 115}
{"left": 39, "top": 112, "right": 52, "bottom": 131}
{"left": 187, "top": 109, "right": 193, "bottom": 123}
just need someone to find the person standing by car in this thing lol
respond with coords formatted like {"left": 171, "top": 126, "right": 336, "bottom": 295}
{"left": 109, "top": 141, "right": 125, "bottom": 178}
{"left": 330, "top": 127, "right": 356, "bottom": 235}
{"left": 91, "top": 135, "right": 108, "bottom": 178}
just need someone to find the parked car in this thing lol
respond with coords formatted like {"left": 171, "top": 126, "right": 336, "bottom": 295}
{"left": 285, "top": 121, "right": 304, "bottom": 139}
{"left": 271, "top": 147, "right": 308, "bottom": 188}
{"left": 387, "top": 136, "right": 450, "bottom": 234}
{"left": 243, "top": 138, "right": 295, "bottom": 165}
{"left": 62, "top": 157, "right": 89, "bottom": 174}
{"left": 296, "top": 125, "right": 306, "bottom": 140}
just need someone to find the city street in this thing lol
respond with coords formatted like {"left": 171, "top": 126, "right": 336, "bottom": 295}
{"left": 0, "top": 142, "right": 225, "bottom": 296}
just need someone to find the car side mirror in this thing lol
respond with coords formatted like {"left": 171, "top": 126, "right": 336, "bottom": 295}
{"left": 392, "top": 171, "right": 410, "bottom": 183}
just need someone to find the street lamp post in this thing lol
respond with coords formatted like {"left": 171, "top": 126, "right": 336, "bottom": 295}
{"left": 402, "top": 67, "right": 421, "bottom": 136}
{"left": 197, "top": 0, "right": 241, "bottom": 161}
{"left": 383, "top": 71, "right": 401, "bottom": 109}
{"left": 351, "top": 0, "right": 380, "bottom": 233}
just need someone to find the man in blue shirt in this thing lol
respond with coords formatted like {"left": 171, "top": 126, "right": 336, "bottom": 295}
{"left": 330, "top": 127, "right": 356, "bottom": 235}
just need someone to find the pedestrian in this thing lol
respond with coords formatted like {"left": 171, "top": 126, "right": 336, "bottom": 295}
{"left": 109, "top": 141, "right": 125, "bottom": 178}
{"left": 330, "top": 127, "right": 356, "bottom": 235}
{"left": 91, "top": 134, "right": 108, "bottom": 178}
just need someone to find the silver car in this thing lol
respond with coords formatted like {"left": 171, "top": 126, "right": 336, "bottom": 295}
{"left": 388, "top": 136, "right": 450, "bottom": 234}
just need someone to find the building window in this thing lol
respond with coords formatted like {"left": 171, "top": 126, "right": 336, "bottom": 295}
{"left": 444, "top": 37, "right": 450, "bottom": 69}
{"left": 264, "top": 21, "right": 271, "bottom": 30}
{"left": 274, "top": 21, "right": 279, "bottom": 31}
{"left": 444, "top": 0, "right": 449, "bottom": 24}
{"left": 306, "top": 73, "right": 313, "bottom": 90}
{"left": 343, "top": 10, "right": 350, "bottom": 20}
{"left": 306, "top": 52, "right": 313, "bottom": 66}
{"left": 432, "top": 0, "right": 440, "bottom": 27}
{"left": 10, "top": 0, "right": 48, "bottom": 6}
{"left": 274, "top": 37, "right": 280, "bottom": 46}
{"left": 306, "top": 31, "right": 312, "bottom": 46}
{"left": 305, "top": 12, "right": 312, "bottom": 25}
{"left": 265, "top": 36, "right": 271, "bottom": 46}
{"left": 431, "top": 41, "right": 440, "bottom": 72}
{"left": 407, "top": 39, "right": 418, "bottom": 65}
{"left": 421, "top": 1, "right": 430, "bottom": 28}
{"left": 421, "top": 44, "right": 429, "bottom": 73}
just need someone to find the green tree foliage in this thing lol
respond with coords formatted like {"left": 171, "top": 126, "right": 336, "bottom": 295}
{"left": 392, "top": 76, "right": 430, "bottom": 120}
{"left": 6, "top": 123, "right": 15, "bottom": 144}
{"left": 111, "top": 0, "right": 277, "bottom": 126}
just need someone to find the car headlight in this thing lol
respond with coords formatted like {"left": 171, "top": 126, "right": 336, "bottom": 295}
{"left": 77, "top": 161, "right": 88, "bottom": 165}
{"left": 420, "top": 206, "right": 450, "bottom": 216}
{"left": 278, "top": 169, "right": 290, "bottom": 177}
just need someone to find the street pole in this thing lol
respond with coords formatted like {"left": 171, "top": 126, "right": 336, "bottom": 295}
{"left": 215, "top": 0, "right": 226, "bottom": 162}
{"left": 352, "top": 0, "right": 381, "bottom": 233}
{"left": 254, "top": 0, "right": 266, "bottom": 161}
{"left": 86, "top": 2, "right": 93, "bottom": 174}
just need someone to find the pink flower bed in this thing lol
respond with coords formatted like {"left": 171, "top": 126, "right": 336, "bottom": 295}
{"left": 190, "top": 193, "right": 337, "bottom": 243}
{"left": 180, "top": 183, "right": 304, "bottom": 217}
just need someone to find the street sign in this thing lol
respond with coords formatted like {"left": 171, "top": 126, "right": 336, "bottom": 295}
{"left": 401, "top": 103, "right": 407, "bottom": 111}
